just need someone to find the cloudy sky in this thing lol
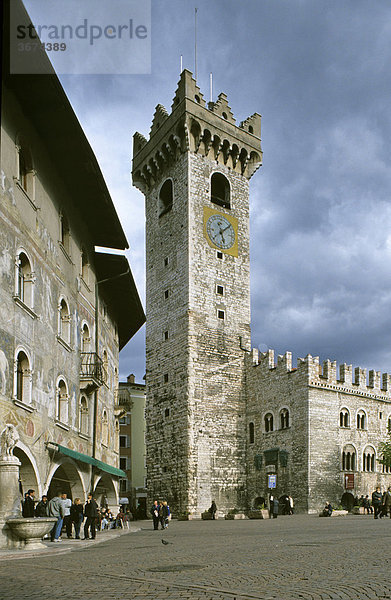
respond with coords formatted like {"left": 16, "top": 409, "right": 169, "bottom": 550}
{"left": 23, "top": 0, "right": 391, "bottom": 383}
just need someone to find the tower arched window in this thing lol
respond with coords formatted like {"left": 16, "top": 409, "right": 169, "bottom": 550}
{"left": 264, "top": 413, "right": 273, "bottom": 433}
{"left": 58, "top": 298, "right": 71, "bottom": 345}
{"left": 79, "top": 395, "right": 89, "bottom": 435}
{"left": 57, "top": 378, "right": 69, "bottom": 424}
{"left": 211, "top": 172, "right": 230, "bottom": 209}
{"left": 280, "top": 408, "right": 289, "bottom": 429}
{"left": 342, "top": 445, "right": 356, "bottom": 471}
{"left": 357, "top": 410, "right": 366, "bottom": 430}
{"left": 249, "top": 422, "right": 255, "bottom": 444}
{"left": 14, "top": 349, "right": 32, "bottom": 405}
{"left": 339, "top": 408, "right": 350, "bottom": 428}
{"left": 363, "top": 446, "right": 376, "bottom": 472}
{"left": 159, "top": 179, "right": 173, "bottom": 216}
{"left": 15, "top": 251, "right": 34, "bottom": 308}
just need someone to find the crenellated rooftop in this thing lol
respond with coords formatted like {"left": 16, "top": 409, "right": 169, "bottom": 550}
{"left": 249, "top": 348, "right": 391, "bottom": 401}
{"left": 132, "top": 69, "right": 262, "bottom": 193}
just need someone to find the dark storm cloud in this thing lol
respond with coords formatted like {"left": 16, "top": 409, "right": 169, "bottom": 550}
{"left": 23, "top": 0, "right": 391, "bottom": 380}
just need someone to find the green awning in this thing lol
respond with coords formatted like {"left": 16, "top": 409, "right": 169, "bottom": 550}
{"left": 47, "top": 442, "right": 126, "bottom": 478}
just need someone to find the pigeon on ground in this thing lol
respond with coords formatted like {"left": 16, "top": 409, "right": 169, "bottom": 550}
{"left": 161, "top": 539, "right": 172, "bottom": 545}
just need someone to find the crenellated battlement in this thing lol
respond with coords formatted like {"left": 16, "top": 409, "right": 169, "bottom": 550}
{"left": 132, "top": 69, "right": 262, "bottom": 193}
{"left": 249, "top": 347, "right": 391, "bottom": 399}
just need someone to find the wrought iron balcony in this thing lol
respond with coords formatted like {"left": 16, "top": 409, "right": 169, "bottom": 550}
{"left": 80, "top": 352, "right": 107, "bottom": 393}
{"left": 114, "top": 387, "right": 133, "bottom": 416}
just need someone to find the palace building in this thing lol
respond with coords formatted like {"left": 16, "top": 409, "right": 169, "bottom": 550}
{"left": 132, "top": 70, "right": 391, "bottom": 515}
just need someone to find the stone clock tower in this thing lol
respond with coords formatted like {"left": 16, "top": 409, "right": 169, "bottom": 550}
{"left": 132, "top": 70, "right": 262, "bottom": 515}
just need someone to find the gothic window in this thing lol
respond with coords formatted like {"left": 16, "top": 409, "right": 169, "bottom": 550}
{"left": 339, "top": 408, "right": 350, "bottom": 428}
{"left": 211, "top": 172, "right": 230, "bottom": 209}
{"left": 159, "top": 179, "right": 173, "bottom": 216}
{"left": 280, "top": 408, "right": 289, "bottom": 429}
{"left": 14, "top": 349, "right": 32, "bottom": 404}
{"left": 57, "top": 378, "right": 69, "bottom": 424}
{"left": 357, "top": 410, "right": 366, "bottom": 430}
{"left": 264, "top": 413, "right": 273, "bottom": 433}
{"left": 249, "top": 422, "right": 255, "bottom": 444}
{"left": 102, "top": 409, "right": 109, "bottom": 446}
{"left": 79, "top": 395, "right": 89, "bottom": 435}
{"left": 15, "top": 251, "right": 34, "bottom": 308}
{"left": 362, "top": 446, "right": 376, "bottom": 472}
{"left": 81, "top": 323, "right": 91, "bottom": 353}
{"left": 58, "top": 297, "right": 71, "bottom": 345}
{"left": 342, "top": 445, "right": 356, "bottom": 471}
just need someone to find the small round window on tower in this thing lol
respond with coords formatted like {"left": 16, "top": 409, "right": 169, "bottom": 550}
{"left": 249, "top": 125, "right": 254, "bottom": 134}
{"left": 222, "top": 112, "right": 228, "bottom": 120}
{"left": 195, "top": 94, "right": 200, "bottom": 103}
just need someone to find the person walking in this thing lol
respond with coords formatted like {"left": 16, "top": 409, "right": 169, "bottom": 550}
{"left": 70, "top": 497, "right": 84, "bottom": 539}
{"left": 22, "top": 489, "right": 35, "bottom": 517}
{"left": 383, "top": 487, "right": 391, "bottom": 518}
{"left": 288, "top": 495, "right": 294, "bottom": 515}
{"left": 209, "top": 500, "right": 217, "bottom": 520}
{"left": 161, "top": 501, "right": 170, "bottom": 529}
{"left": 84, "top": 493, "right": 99, "bottom": 539}
{"left": 372, "top": 487, "right": 382, "bottom": 519}
{"left": 35, "top": 495, "right": 49, "bottom": 517}
{"left": 48, "top": 491, "right": 65, "bottom": 542}
{"left": 272, "top": 497, "right": 279, "bottom": 518}
{"left": 150, "top": 500, "right": 160, "bottom": 530}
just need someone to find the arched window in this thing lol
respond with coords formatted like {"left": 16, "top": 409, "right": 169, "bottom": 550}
{"left": 363, "top": 446, "right": 376, "bottom": 472}
{"left": 159, "top": 179, "right": 173, "bottom": 216}
{"left": 14, "top": 349, "right": 32, "bottom": 404}
{"left": 15, "top": 251, "right": 34, "bottom": 308}
{"left": 211, "top": 172, "right": 230, "bottom": 209}
{"left": 280, "top": 408, "right": 289, "bottom": 429}
{"left": 340, "top": 408, "right": 350, "bottom": 428}
{"left": 357, "top": 410, "right": 366, "bottom": 430}
{"left": 81, "top": 323, "right": 91, "bottom": 353}
{"left": 81, "top": 248, "right": 89, "bottom": 283}
{"left": 102, "top": 409, "right": 109, "bottom": 446}
{"left": 57, "top": 379, "right": 69, "bottom": 424}
{"left": 264, "top": 413, "right": 273, "bottom": 433}
{"left": 58, "top": 298, "right": 71, "bottom": 345}
{"left": 249, "top": 422, "right": 255, "bottom": 444}
{"left": 60, "top": 212, "right": 70, "bottom": 254}
{"left": 342, "top": 445, "right": 356, "bottom": 471}
{"left": 79, "top": 395, "right": 89, "bottom": 435}
{"left": 17, "top": 142, "right": 34, "bottom": 198}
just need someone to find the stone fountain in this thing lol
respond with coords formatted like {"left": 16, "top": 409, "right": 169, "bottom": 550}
{"left": 0, "top": 424, "right": 56, "bottom": 550}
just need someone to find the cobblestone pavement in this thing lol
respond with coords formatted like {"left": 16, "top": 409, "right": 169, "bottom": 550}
{"left": 1, "top": 514, "right": 391, "bottom": 600}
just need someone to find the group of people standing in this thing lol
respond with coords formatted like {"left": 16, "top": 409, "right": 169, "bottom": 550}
{"left": 370, "top": 486, "right": 391, "bottom": 519}
{"left": 150, "top": 500, "right": 171, "bottom": 530}
{"left": 22, "top": 489, "right": 100, "bottom": 541}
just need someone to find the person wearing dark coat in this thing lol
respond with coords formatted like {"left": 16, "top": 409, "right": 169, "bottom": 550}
{"left": 70, "top": 498, "right": 84, "bottom": 539}
{"left": 372, "top": 487, "right": 383, "bottom": 519}
{"left": 272, "top": 498, "right": 279, "bottom": 518}
{"left": 35, "top": 495, "right": 49, "bottom": 517}
{"left": 22, "top": 489, "right": 35, "bottom": 517}
{"left": 209, "top": 500, "right": 217, "bottom": 520}
{"left": 150, "top": 500, "right": 160, "bottom": 530}
{"left": 84, "top": 493, "right": 99, "bottom": 539}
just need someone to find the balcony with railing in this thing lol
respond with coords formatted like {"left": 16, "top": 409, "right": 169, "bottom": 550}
{"left": 80, "top": 352, "right": 107, "bottom": 393}
{"left": 114, "top": 387, "right": 133, "bottom": 417}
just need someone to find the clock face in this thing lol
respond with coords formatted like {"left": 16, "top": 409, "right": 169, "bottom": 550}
{"left": 206, "top": 214, "right": 236, "bottom": 249}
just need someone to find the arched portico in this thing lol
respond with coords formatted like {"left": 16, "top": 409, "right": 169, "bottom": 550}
{"left": 13, "top": 444, "right": 40, "bottom": 497}
{"left": 93, "top": 473, "right": 118, "bottom": 510}
{"left": 46, "top": 459, "right": 86, "bottom": 501}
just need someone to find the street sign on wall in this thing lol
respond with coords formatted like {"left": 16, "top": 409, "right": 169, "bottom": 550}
{"left": 268, "top": 474, "right": 277, "bottom": 489}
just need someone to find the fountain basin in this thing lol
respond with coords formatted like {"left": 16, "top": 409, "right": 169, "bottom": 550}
{"left": 6, "top": 517, "right": 57, "bottom": 550}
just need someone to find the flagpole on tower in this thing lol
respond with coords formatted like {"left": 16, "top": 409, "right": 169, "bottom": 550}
{"left": 194, "top": 7, "right": 198, "bottom": 80}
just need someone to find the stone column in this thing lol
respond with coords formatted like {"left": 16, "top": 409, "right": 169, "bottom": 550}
{"left": 0, "top": 424, "right": 22, "bottom": 549}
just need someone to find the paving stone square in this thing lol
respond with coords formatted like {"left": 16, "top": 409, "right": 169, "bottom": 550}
{"left": 1, "top": 515, "right": 391, "bottom": 600}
